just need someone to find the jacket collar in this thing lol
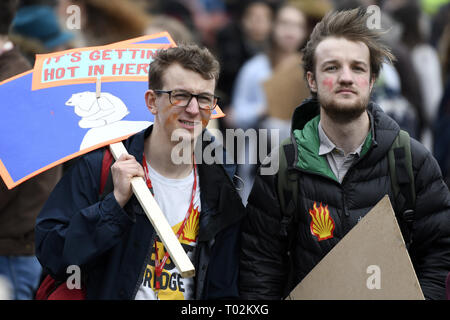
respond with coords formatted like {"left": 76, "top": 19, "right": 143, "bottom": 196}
{"left": 290, "top": 98, "right": 400, "bottom": 169}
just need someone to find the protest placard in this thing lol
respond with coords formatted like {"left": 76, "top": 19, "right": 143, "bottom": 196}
{"left": 287, "top": 196, "right": 424, "bottom": 300}
{"left": 0, "top": 32, "right": 223, "bottom": 189}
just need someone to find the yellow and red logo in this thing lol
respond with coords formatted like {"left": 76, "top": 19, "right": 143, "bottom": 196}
{"left": 309, "top": 202, "right": 335, "bottom": 241}
{"left": 181, "top": 206, "right": 200, "bottom": 243}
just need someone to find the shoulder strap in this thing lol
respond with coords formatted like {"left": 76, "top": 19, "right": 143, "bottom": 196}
{"left": 277, "top": 138, "right": 301, "bottom": 299}
{"left": 99, "top": 148, "right": 115, "bottom": 199}
{"left": 277, "top": 138, "right": 299, "bottom": 236}
{"left": 388, "top": 129, "right": 415, "bottom": 249}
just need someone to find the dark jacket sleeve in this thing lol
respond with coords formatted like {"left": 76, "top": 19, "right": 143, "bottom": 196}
{"left": 35, "top": 150, "right": 135, "bottom": 279}
{"left": 410, "top": 139, "right": 450, "bottom": 300}
{"left": 239, "top": 155, "right": 289, "bottom": 300}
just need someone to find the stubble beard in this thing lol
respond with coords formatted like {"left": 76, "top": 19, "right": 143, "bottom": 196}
{"left": 318, "top": 93, "right": 370, "bottom": 124}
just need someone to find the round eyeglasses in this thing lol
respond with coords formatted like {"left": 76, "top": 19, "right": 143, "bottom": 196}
{"left": 154, "top": 89, "right": 219, "bottom": 110}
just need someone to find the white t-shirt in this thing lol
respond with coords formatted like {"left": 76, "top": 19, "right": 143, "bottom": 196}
{"left": 134, "top": 162, "right": 200, "bottom": 300}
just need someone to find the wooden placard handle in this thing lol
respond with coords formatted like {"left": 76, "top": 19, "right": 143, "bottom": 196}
{"left": 109, "top": 142, "right": 195, "bottom": 278}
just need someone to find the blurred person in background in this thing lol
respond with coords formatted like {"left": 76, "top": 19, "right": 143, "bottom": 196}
{"left": 429, "top": 2, "right": 450, "bottom": 48}
{"left": 290, "top": 0, "right": 333, "bottom": 34}
{"left": 183, "top": 0, "right": 230, "bottom": 48}
{"left": 0, "top": 0, "right": 62, "bottom": 300}
{"left": 388, "top": 0, "right": 444, "bottom": 151}
{"left": 433, "top": 3, "right": 450, "bottom": 189}
{"left": 374, "top": 8, "right": 427, "bottom": 140}
{"left": 230, "top": 1, "right": 309, "bottom": 203}
{"left": 10, "top": 2, "right": 75, "bottom": 65}
{"left": 147, "top": 0, "right": 202, "bottom": 44}
{"left": 215, "top": 0, "right": 275, "bottom": 131}
{"left": 57, "top": 0, "right": 149, "bottom": 47}
{"left": 231, "top": 2, "right": 308, "bottom": 130}
{"left": 145, "top": 14, "right": 195, "bottom": 45}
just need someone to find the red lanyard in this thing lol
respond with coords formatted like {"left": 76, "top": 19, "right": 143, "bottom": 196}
{"left": 142, "top": 153, "right": 197, "bottom": 291}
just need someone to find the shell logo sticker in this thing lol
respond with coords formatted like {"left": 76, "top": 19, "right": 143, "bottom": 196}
{"left": 181, "top": 206, "right": 200, "bottom": 243}
{"left": 309, "top": 202, "right": 335, "bottom": 241}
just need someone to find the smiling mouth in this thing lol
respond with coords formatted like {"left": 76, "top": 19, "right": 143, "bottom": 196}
{"left": 179, "top": 120, "right": 199, "bottom": 128}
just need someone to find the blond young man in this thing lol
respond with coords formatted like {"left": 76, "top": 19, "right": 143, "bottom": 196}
{"left": 240, "top": 8, "right": 450, "bottom": 300}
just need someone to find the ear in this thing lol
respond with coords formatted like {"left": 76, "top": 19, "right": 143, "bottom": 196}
{"left": 145, "top": 90, "right": 157, "bottom": 115}
{"left": 306, "top": 71, "right": 317, "bottom": 93}
{"left": 369, "top": 74, "right": 376, "bottom": 92}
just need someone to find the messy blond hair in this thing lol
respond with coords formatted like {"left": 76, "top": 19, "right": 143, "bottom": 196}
{"left": 302, "top": 8, "right": 395, "bottom": 84}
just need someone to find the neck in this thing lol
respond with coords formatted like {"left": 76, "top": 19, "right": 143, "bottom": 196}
{"left": 144, "top": 128, "right": 195, "bottom": 179}
{"left": 320, "top": 109, "right": 370, "bottom": 155}
{"left": 270, "top": 48, "right": 295, "bottom": 68}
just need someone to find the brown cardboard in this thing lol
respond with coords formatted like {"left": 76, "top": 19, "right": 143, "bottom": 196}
{"left": 287, "top": 196, "right": 424, "bottom": 300}
{"left": 263, "top": 53, "right": 310, "bottom": 121}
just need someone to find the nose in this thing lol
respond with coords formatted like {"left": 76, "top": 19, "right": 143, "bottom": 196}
{"left": 185, "top": 96, "right": 201, "bottom": 115}
{"left": 338, "top": 66, "right": 354, "bottom": 85}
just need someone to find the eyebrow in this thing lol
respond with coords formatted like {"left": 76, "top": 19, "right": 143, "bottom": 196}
{"left": 174, "top": 88, "right": 214, "bottom": 95}
{"left": 321, "top": 59, "right": 369, "bottom": 67}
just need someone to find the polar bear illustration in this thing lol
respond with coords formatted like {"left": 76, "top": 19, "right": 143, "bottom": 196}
{"left": 66, "top": 91, "right": 151, "bottom": 150}
{"left": 66, "top": 91, "right": 130, "bottom": 128}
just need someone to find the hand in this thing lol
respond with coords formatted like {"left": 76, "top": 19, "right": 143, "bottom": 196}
{"left": 111, "top": 153, "right": 145, "bottom": 207}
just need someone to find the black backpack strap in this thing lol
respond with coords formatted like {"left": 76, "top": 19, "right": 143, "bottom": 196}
{"left": 277, "top": 138, "right": 300, "bottom": 298}
{"left": 278, "top": 140, "right": 299, "bottom": 237}
{"left": 388, "top": 130, "right": 416, "bottom": 250}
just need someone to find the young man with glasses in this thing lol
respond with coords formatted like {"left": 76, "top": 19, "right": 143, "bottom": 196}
{"left": 35, "top": 44, "right": 245, "bottom": 300}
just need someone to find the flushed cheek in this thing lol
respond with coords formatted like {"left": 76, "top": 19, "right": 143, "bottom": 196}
{"left": 356, "top": 77, "right": 369, "bottom": 88}
{"left": 322, "top": 78, "right": 334, "bottom": 91}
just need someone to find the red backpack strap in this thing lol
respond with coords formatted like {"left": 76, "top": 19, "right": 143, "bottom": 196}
{"left": 47, "top": 283, "right": 86, "bottom": 300}
{"left": 35, "top": 149, "right": 114, "bottom": 300}
{"left": 35, "top": 274, "right": 56, "bottom": 300}
{"left": 35, "top": 274, "right": 86, "bottom": 300}
{"left": 99, "top": 148, "right": 114, "bottom": 195}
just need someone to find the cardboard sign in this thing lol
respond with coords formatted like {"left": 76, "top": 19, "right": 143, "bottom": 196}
{"left": 287, "top": 196, "right": 424, "bottom": 300}
{"left": 263, "top": 53, "right": 309, "bottom": 121}
{"left": 0, "top": 32, "right": 224, "bottom": 189}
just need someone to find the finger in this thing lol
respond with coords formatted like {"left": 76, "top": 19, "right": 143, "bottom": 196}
{"left": 114, "top": 164, "right": 145, "bottom": 179}
{"left": 126, "top": 164, "right": 145, "bottom": 179}
{"left": 117, "top": 153, "right": 135, "bottom": 162}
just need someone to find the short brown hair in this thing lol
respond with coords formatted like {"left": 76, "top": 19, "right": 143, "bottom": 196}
{"left": 302, "top": 8, "right": 395, "bottom": 85}
{"left": 148, "top": 44, "right": 220, "bottom": 89}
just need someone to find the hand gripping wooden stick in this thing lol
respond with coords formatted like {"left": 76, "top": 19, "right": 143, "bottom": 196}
{"left": 109, "top": 142, "right": 195, "bottom": 278}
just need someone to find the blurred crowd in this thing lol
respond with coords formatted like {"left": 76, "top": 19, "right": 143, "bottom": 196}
{"left": 0, "top": 0, "right": 449, "bottom": 299}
